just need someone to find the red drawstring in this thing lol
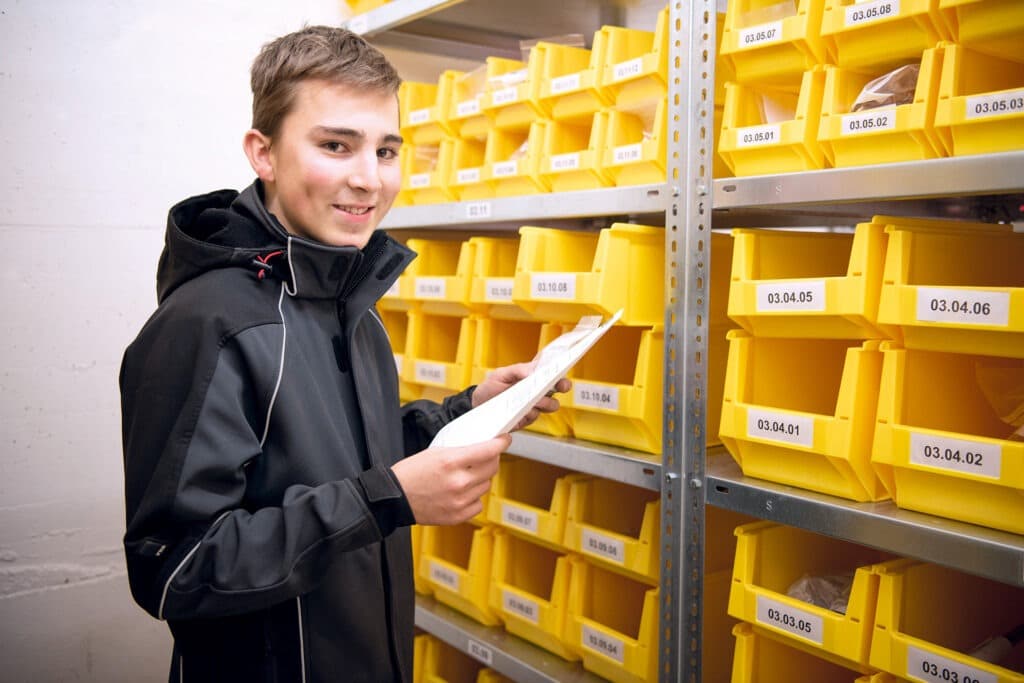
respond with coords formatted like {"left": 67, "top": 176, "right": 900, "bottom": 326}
{"left": 255, "top": 250, "right": 284, "bottom": 280}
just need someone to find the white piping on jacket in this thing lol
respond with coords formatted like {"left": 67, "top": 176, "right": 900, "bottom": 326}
{"left": 158, "top": 509, "right": 231, "bottom": 620}
{"left": 260, "top": 282, "right": 289, "bottom": 446}
{"left": 296, "top": 596, "right": 308, "bottom": 683}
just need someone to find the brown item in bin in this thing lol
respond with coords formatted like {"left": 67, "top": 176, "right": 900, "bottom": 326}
{"left": 851, "top": 64, "right": 920, "bottom": 112}
{"left": 786, "top": 571, "right": 854, "bottom": 614}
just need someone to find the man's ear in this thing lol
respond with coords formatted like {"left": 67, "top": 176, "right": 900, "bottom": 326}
{"left": 243, "top": 129, "right": 275, "bottom": 183}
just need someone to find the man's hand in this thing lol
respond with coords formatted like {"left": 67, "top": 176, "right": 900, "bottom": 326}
{"left": 471, "top": 362, "right": 572, "bottom": 430}
{"left": 391, "top": 435, "right": 510, "bottom": 525}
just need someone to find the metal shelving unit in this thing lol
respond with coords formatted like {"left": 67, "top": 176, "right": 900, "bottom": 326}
{"left": 351, "top": 0, "right": 1024, "bottom": 681}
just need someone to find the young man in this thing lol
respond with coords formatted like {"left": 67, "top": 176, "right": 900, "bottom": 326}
{"left": 120, "top": 26, "right": 567, "bottom": 682}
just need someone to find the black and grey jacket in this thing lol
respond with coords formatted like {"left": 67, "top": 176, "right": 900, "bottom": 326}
{"left": 120, "top": 182, "right": 473, "bottom": 683}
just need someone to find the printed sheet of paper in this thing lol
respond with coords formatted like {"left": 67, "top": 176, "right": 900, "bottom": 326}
{"left": 429, "top": 309, "right": 623, "bottom": 448}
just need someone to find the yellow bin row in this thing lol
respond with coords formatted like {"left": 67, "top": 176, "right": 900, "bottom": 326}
{"left": 720, "top": 0, "right": 1023, "bottom": 87}
{"left": 729, "top": 522, "right": 1024, "bottom": 682}
{"left": 718, "top": 43, "right": 1024, "bottom": 176}
{"left": 726, "top": 215, "right": 1024, "bottom": 356}
{"left": 413, "top": 634, "right": 514, "bottom": 683}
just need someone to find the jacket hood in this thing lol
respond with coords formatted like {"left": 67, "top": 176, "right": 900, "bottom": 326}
{"left": 156, "top": 181, "right": 413, "bottom": 303}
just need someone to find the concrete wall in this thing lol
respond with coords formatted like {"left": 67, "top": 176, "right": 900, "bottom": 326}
{"left": 0, "top": 2, "right": 460, "bottom": 680}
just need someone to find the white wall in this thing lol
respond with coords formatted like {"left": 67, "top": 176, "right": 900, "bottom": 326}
{"left": 0, "top": 2, "right": 450, "bottom": 680}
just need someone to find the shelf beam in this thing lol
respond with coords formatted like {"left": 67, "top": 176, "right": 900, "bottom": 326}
{"left": 508, "top": 432, "right": 662, "bottom": 491}
{"left": 706, "top": 452, "right": 1024, "bottom": 588}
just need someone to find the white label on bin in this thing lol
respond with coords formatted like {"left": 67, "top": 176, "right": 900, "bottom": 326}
{"left": 841, "top": 109, "right": 897, "bottom": 136}
{"left": 747, "top": 408, "right": 814, "bottom": 448}
{"left": 736, "top": 124, "right": 781, "bottom": 148}
{"left": 414, "top": 277, "right": 446, "bottom": 299}
{"left": 465, "top": 201, "right": 492, "bottom": 219}
{"left": 492, "top": 160, "right": 518, "bottom": 177}
{"left": 429, "top": 561, "right": 460, "bottom": 590}
{"left": 408, "top": 108, "right": 431, "bottom": 125}
{"left": 408, "top": 173, "right": 430, "bottom": 188}
{"left": 574, "top": 382, "right": 620, "bottom": 411}
{"left": 457, "top": 168, "right": 481, "bottom": 184}
{"left": 531, "top": 273, "right": 576, "bottom": 299}
{"left": 550, "top": 152, "right": 580, "bottom": 171}
{"left": 739, "top": 20, "right": 783, "bottom": 49}
{"left": 457, "top": 98, "right": 482, "bottom": 117}
{"left": 394, "top": 353, "right": 403, "bottom": 375}
{"left": 384, "top": 280, "right": 400, "bottom": 298}
{"left": 415, "top": 361, "right": 447, "bottom": 385}
{"left": 582, "top": 625, "right": 625, "bottom": 664}
{"left": 347, "top": 15, "right": 369, "bottom": 34}
{"left": 502, "top": 590, "right": 541, "bottom": 623}
{"left": 485, "top": 278, "right": 514, "bottom": 302}
{"left": 467, "top": 640, "right": 493, "bottom": 665}
{"left": 581, "top": 529, "right": 625, "bottom": 564}
{"left": 613, "top": 57, "right": 644, "bottom": 82}
{"left": 906, "top": 646, "right": 997, "bottom": 683}
{"left": 846, "top": 0, "right": 899, "bottom": 26}
{"left": 614, "top": 143, "right": 644, "bottom": 164}
{"left": 551, "top": 73, "right": 581, "bottom": 94}
{"left": 915, "top": 287, "right": 1010, "bottom": 327}
{"left": 755, "top": 280, "right": 826, "bottom": 312}
{"left": 755, "top": 595, "right": 824, "bottom": 645}
{"left": 492, "top": 87, "right": 518, "bottom": 106}
{"left": 966, "top": 89, "right": 1024, "bottom": 119}
{"left": 501, "top": 502, "right": 539, "bottom": 534}
{"left": 909, "top": 433, "right": 1002, "bottom": 480}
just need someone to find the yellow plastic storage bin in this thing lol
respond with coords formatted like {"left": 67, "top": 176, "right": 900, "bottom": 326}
{"left": 484, "top": 122, "right": 550, "bottom": 197}
{"left": 719, "top": 66, "right": 829, "bottom": 176}
{"left": 821, "top": 0, "right": 951, "bottom": 71}
{"left": 482, "top": 55, "right": 548, "bottom": 130}
{"left": 472, "top": 320, "right": 572, "bottom": 437}
{"left": 870, "top": 560, "right": 1024, "bottom": 683}
{"left": 400, "top": 78, "right": 454, "bottom": 146}
{"left": 602, "top": 7, "right": 668, "bottom": 109}
{"left": 378, "top": 308, "right": 420, "bottom": 403}
{"left": 876, "top": 219, "right": 1024, "bottom": 358}
{"left": 488, "top": 531, "right": 580, "bottom": 660}
{"left": 564, "top": 478, "right": 659, "bottom": 584}
{"left": 731, "top": 622, "right": 867, "bottom": 683}
{"left": 411, "top": 524, "right": 432, "bottom": 596}
{"left": 345, "top": 0, "right": 389, "bottom": 15}
{"left": 536, "top": 39, "right": 613, "bottom": 124}
{"left": 940, "top": 0, "right": 1024, "bottom": 62}
{"left": 727, "top": 220, "right": 897, "bottom": 339}
{"left": 934, "top": 44, "right": 1024, "bottom": 157}
{"left": 603, "top": 98, "right": 667, "bottom": 187}
{"left": 486, "top": 456, "right": 585, "bottom": 549}
{"left": 466, "top": 237, "right": 531, "bottom": 321}
{"left": 403, "top": 140, "right": 458, "bottom": 205}
{"left": 512, "top": 223, "right": 664, "bottom": 327}
{"left": 401, "top": 312, "right": 476, "bottom": 402}
{"left": 446, "top": 65, "right": 490, "bottom": 141}
{"left": 539, "top": 113, "right": 613, "bottom": 192}
{"left": 872, "top": 344, "right": 1024, "bottom": 534}
{"left": 401, "top": 238, "right": 479, "bottom": 318}
{"left": 418, "top": 523, "right": 499, "bottom": 626}
{"left": 819, "top": 46, "right": 949, "bottom": 168}
{"left": 448, "top": 135, "right": 494, "bottom": 202}
{"left": 566, "top": 560, "right": 658, "bottom": 683}
{"left": 563, "top": 325, "right": 664, "bottom": 454}
{"left": 419, "top": 634, "right": 490, "bottom": 683}
{"left": 719, "top": 333, "right": 888, "bottom": 501}
{"left": 721, "top": 0, "right": 830, "bottom": 88}
{"left": 729, "top": 521, "right": 895, "bottom": 670}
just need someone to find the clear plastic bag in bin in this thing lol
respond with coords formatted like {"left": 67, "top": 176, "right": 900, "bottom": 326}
{"left": 976, "top": 362, "right": 1024, "bottom": 441}
{"left": 851, "top": 64, "right": 920, "bottom": 112}
{"left": 786, "top": 571, "right": 854, "bottom": 614}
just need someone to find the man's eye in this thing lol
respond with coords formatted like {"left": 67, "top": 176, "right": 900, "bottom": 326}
{"left": 322, "top": 141, "right": 347, "bottom": 153}
{"left": 378, "top": 147, "right": 399, "bottom": 161}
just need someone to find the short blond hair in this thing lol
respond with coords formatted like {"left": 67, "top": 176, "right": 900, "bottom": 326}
{"left": 250, "top": 26, "right": 401, "bottom": 137}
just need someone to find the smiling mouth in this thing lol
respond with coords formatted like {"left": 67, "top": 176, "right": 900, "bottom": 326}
{"left": 335, "top": 205, "right": 372, "bottom": 215}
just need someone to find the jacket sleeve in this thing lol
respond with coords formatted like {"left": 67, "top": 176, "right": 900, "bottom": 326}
{"left": 121, "top": 322, "right": 413, "bottom": 621}
{"left": 399, "top": 387, "right": 475, "bottom": 455}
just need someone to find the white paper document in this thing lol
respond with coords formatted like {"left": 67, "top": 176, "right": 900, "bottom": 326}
{"left": 429, "top": 309, "right": 624, "bottom": 448}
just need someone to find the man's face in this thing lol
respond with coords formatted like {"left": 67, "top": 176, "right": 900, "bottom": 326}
{"left": 262, "top": 80, "right": 402, "bottom": 248}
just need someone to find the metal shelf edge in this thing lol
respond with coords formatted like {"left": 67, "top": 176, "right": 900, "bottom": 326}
{"left": 509, "top": 432, "right": 662, "bottom": 491}
{"left": 344, "top": 0, "right": 468, "bottom": 35}
{"left": 705, "top": 451, "right": 1024, "bottom": 587}
{"left": 414, "top": 595, "right": 604, "bottom": 683}
{"left": 381, "top": 185, "right": 670, "bottom": 229}
{"left": 713, "top": 151, "right": 1024, "bottom": 210}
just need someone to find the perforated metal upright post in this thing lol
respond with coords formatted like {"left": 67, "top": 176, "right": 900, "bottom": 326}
{"left": 662, "top": 1, "right": 715, "bottom": 681}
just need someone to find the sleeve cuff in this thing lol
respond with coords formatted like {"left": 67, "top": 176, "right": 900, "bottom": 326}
{"left": 356, "top": 465, "right": 417, "bottom": 534}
